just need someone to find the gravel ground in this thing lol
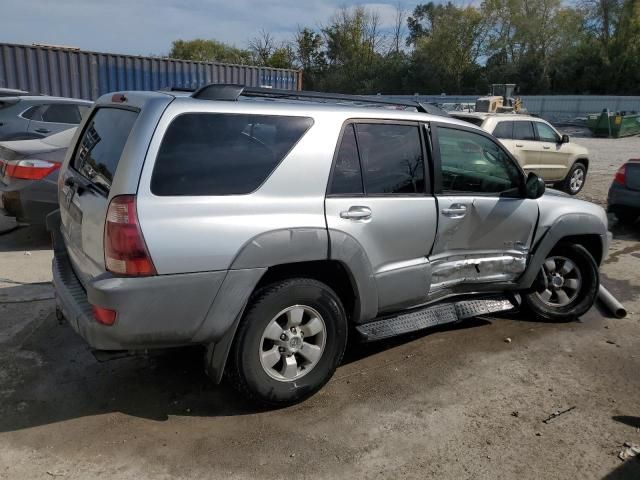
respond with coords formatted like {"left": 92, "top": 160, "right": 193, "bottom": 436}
{"left": 0, "top": 136, "right": 639, "bottom": 480}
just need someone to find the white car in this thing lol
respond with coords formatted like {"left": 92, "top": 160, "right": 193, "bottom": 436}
{"left": 451, "top": 113, "right": 590, "bottom": 194}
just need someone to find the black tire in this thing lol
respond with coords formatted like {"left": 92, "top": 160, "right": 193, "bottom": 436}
{"left": 228, "top": 278, "right": 348, "bottom": 407}
{"left": 562, "top": 162, "right": 587, "bottom": 195}
{"left": 523, "top": 244, "right": 599, "bottom": 321}
{"left": 614, "top": 209, "right": 639, "bottom": 225}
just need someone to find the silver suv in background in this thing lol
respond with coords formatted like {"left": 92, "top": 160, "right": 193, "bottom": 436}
{"left": 49, "top": 86, "right": 609, "bottom": 406}
{"left": 0, "top": 95, "right": 91, "bottom": 141}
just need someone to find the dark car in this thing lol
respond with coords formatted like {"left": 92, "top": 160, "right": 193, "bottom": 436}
{"left": 608, "top": 159, "right": 640, "bottom": 224}
{"left": 0, "top": 127, "right": 75, "bottom": 224}
{"left": 0, "top": 95, "right": 91, "bottom": 141}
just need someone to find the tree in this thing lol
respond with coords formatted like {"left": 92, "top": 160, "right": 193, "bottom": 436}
{"left": 408, "top": 2, "right": 490, "bottom": 93}
{"left": 249, "top": 30, "right": 276, "bottom": 65}
{"left": 169, "top": 39, "right": 253, "bottom": 64}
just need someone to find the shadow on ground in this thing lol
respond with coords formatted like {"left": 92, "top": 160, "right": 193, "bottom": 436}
{"left": 0, "top": 222, "right": 51, "bottom": 253}
{"left": 0, "top": 310, "right": 495, "bottom": 433}
{"left": 602, "top": 459, "right": 640, "bottom": 480}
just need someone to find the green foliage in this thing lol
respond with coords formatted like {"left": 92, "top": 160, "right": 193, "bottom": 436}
{"left": 169, "top": 1, "right": 640, "bottom": 94}
{"left": 169, "top": 39, "right": 253, "bottom": 65}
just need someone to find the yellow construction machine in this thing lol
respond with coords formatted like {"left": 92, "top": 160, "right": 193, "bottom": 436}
{"left": 475, "top": 84, "right": 525, "bottom": 113}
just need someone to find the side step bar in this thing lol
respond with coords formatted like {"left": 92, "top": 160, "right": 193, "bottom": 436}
{"left": 356, "top": 296, "right": 518, "bottom": 341}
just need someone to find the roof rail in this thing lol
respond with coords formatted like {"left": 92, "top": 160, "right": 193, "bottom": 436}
{"left": 190, "top": 83, "right": 431, "bottom": 113}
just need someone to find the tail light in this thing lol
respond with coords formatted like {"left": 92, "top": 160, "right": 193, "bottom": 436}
{"left": 2, "top": 159, "right": 60, "bottom": 180}
{"left": 92, "top": 305, "right": 117, "bottom": 326}
{"left": 614, "top": 164, "right": 627, "bottom": 186}
{"left": 104, "top": 195, "right": 156, "bottom": 276}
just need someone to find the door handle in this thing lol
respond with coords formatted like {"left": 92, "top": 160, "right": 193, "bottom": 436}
{"left": 442, "top": 204, "right": 467, "bottom": 218}
{"left": 543, "top": 145, "right": 551, "bottom": 149}
{"left": 35, "top": 128, "right": 50, "bottom": 134}
{"left": 340, "top": 206, "right": 372, "bottom": 221}
{"left": 515, "top": 143, "right": 524, "bottom": 147}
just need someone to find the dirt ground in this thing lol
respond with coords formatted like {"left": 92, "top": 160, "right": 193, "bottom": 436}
{"left": 1, "top": 134, "right": 639, "bottom": 480}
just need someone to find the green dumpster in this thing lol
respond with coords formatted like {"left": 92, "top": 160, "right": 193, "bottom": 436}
{"left": 587, "top": 109, "right": 640, "bottom": 138}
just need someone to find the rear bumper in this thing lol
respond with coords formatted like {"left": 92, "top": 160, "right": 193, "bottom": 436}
{"left": 0, "top": 179, "right": 58, "bottom": 224}
{"left": 49, "top": 211, "right": 263, "bottom": 350}
{"left": 608, "top": 183, "right": 640, "bottom": 211}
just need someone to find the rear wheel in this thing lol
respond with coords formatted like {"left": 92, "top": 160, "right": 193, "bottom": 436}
{"left": 228, "top": 278, "right": 348, "bottom": 407}
{"left": 562, "top": 162, "right": 587, "bottom": 195}
{"left": 523, "top": 244, "right": 599, "bottom": 321}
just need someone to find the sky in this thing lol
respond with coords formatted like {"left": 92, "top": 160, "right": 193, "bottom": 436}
{"left": 2, "top": 0, "right": 421, "bottom": 56}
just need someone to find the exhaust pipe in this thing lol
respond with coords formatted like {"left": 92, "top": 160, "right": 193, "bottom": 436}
{"left": 597, "top": 285, "right": 627, "bottom": 319}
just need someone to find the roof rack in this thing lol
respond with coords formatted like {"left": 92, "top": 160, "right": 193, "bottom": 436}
{"left": 189, "top": 83, "right": 433, "bottom": 114}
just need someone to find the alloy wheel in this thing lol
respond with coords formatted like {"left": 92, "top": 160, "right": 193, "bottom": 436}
{"left": 534, "top": 255, "right": 583, "bottom": 307}
{"left": 569, "top": 167, "right": 585, "bottom": 193}
{"left": 259, "top": 305, "right": 327, "bottom": 382}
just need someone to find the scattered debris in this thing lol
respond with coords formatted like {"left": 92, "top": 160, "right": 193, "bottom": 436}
{"left": 504, "top": 337, "right": 512, "bottom": 343}
{"left": 606, "top": 340, "right": 617, "bottom": 345}
{"left": 535, "top": 432, "right": 542, "bottom": 437}
{"left": 618, "top": 443, "right": 640, "bottom": 461}
{"left": 511, "top": 411, "right": 520, "bottom": 418}
{"left": 290, "top": 453, "right": 296, "bottom": 458}
{"left": 46, "top": 471, "right": 66, "bottom": 477}
{"left": 542, "top": 406, "right": 576, "bottom": 424}
{"left": 23, "top": 251, "right": 31, "bottom": 256}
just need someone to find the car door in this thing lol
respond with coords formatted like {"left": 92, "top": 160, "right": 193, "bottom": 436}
{"left": 533, "top": 121, "right": 570, "bottom": 181}
{"left": 510, "top": 120, "right": 541, "bottom": 174}
{"left": 325, "top": 121, "right": 438, "bottom": 313}
{"left": 27, "top": 103, "right": 83, "bottom": 137}
{"left": 429, "top": 123, "right": 539, "bottom": 293}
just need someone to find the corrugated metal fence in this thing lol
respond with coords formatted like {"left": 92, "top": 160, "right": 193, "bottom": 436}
{"left": 381, "top": 94, "right": 640, "bottom": 124}
{"left": 0, "top": 43, "right": 301, "bottom": 100}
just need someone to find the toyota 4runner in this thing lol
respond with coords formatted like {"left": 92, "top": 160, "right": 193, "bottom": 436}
{"left": 48, "top": 85, "right": 610, "bottom": 406}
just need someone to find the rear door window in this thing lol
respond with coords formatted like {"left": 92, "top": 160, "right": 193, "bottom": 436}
{"left": 72, "top": 107, "right": 138, "bottom": 191}
{"left": 492, "top": 121, "right": 514, "bottom": 139}
{"left": 42, "top": 104, "right": 82, "bottom": 124}
{"left": 151, "top": 113, "right": 313, "bottom": 196}
{"left": 356, "top": 123, "right": 426, "bottom": 194}
{"left": 513, "top": 121, "right": 535, "bottom": 141}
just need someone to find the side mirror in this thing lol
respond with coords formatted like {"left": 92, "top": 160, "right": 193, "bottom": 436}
{"left": 525, "top": 172, "right": 546, "bottom": 199}
{"left": 561, "top": 134, "right": 570, "bottom": 144}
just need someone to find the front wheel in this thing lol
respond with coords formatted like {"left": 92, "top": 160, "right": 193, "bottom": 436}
{"left": 228, "top": 278, "right": 348, "bottom": 407}
{"left": 562, "top": 162, "right": 587, "bottom": 195}
{"left": 523, "top": 244, "right": 599, "bottom": 321}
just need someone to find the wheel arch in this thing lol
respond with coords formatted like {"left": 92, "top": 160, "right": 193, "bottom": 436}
{"left": 574, "top": 157, "right": 589, "bottom": 170}
{"left": 518, "top": 214, "right": 607, "bottom": 289}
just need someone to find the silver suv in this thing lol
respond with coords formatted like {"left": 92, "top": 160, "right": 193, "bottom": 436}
{"left": 48, "top": 85, "right": 610, "bottom": 406}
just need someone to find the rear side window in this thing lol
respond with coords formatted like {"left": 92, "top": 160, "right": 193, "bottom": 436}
{"left": 151, "top": 113, "right": 313, "bottom": 196}
{"left": 513, "top": 121, "right": 535, "bottom": 141}
{"left": 21, "top": 106, "right": 42, "bottom": 120}
{"left": 72, "top": 108, "right": 138, "bottom": 191}
{"left": 492, "top": 121, "right": 514, "bottom": 139}
{"left": 357, "top": 123, "right": 425, "bottom": 194}
{"left": 42, "top": 104, "right": 81, "bottom": 124}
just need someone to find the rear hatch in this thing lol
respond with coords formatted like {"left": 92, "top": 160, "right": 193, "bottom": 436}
{"left": 58, "top": 93, "right": 172, "bottom": 287}
{"left": 625, "top": 161, "right": 640, "bottom": 191}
